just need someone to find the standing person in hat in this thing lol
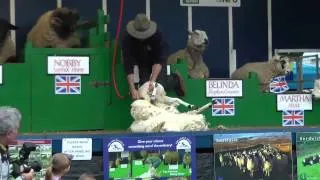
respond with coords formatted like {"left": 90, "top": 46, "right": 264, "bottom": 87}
{"left": 0, "top": 106, "right": 34, "bottom": 180}
{"left": 0, "top": 18, "right": 19, "bottom": 63}
{"left": 122, "top": 13, "right": 185, "bottom": 100}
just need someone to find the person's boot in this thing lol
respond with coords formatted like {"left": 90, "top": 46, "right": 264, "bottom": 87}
{"left": 173, "top": 72, "right": 186, "bottom": 97}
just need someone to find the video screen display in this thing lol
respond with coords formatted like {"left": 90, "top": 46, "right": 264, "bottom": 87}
{"left": 213, "top": 132, "right": 293, "bottom": 180}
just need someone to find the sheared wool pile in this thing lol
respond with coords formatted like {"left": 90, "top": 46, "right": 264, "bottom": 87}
{"left": 129, "top": 99, "right": 209, "bottom": 132}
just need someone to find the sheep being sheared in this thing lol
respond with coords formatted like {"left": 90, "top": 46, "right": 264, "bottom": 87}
{"left": 129, "top": 81, "right": 210, "bottom": 132}
{"left": 231, "top": 55, "right": 291, "bottom": 92}
{"left": 0, "top": 19, "right": 18, "bottom": 64}
{"left": 27, "top": 7, "right": 81, "bottom": 48}
{"left": 167, "top": 30, "right": 209, "bottom": 79}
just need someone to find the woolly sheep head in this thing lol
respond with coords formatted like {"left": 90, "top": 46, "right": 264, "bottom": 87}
{"left": 51, "top": 7, "right": 80, "bottom": 38}
{"left": 138, "top": 81, "right": 166, "bottom": 103}
{"left": 270, "top": 55, "right": 292, "bottom": 75}
{"left": 187, "top": 29, "right": 209, "bottom": 52}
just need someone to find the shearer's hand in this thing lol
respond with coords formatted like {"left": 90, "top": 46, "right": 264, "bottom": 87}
{"left": 148, "top": 81, "right": 155, "bottom": 93}
{"left": 130, "top": 88, "right": 140, "bottom": 100}
{"left": 21, "top": 169, "right": 34, "bottom": 180}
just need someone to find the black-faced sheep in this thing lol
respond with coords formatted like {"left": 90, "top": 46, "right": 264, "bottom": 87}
{"left": 0, "top": 18, "right": 18, "bottom": 64}
{"left": 231, "top": 55, "right": 291, "bottom": 92}
{"left": 167, "top": 30, "right": 209, "bottom": 79}
{"left": 27, "top": 7, "right": 81, "bottom": 48}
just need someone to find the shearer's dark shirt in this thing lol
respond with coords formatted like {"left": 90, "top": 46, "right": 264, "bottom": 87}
{"left": 122, "top": 30, "right": 168, "bottom": 76}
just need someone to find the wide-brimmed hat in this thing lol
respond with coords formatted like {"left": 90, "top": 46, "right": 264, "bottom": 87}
{"left": 126, "top": 13, "right": 157, "bottom": 40}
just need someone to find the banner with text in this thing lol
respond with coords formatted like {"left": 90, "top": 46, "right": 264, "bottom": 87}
{"left": 180, "top": 0, "right": 241, "bottom": 7}
{"left": 103, "top": 136, "right": 196, "bottom": 180}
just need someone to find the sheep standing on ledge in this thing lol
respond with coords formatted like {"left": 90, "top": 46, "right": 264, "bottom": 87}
{"left": 313, "top": 79, "right": 320, "bottom": 99}
{"left": 0, "top": 19, "right": 18, "bottom": 64}
{"left": 167, "top": 30, "right": 209, "bottom": 79}
{"left": 27, "top": 7, "right": 81, "bottom": 48}
{"left": 231, "top": 55, "right": 291, "bottom": 92}
{"left": 129, "top": 81, "right": 210, "bottom": 132}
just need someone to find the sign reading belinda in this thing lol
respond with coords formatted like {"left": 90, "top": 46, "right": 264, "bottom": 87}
{"left": 277, "top": 94, "right": 312, "bottom": 111}
{"left": 103, "top": 136, "right": 196, "bottom": 180}
{"left": 206, "top": 79, "right": 243, "bottom": 97}
{"left": 47, "top": 56, "right": 89, "bottom": 75}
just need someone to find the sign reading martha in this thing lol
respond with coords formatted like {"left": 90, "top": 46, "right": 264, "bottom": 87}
{"left": 180, "top": 0, "right": 240, "bottom": 7}
{"left": 62, "top": 138, "right": 92, "bottom": 160}
{"left": 206, "top": 79, "right": 243, "bottom": 97}
{"left": 277, "top": 94, "right": 312, "bottom": 111}
{"left": 47, "top": 56, "right": 90, "bottom": 74}
{"left": 103, "top": 136, "right": 196, "bottom": 180}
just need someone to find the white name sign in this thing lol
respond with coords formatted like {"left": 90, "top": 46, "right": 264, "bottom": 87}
{"left": 180, "top": 0, "right": 240, "bottom": 7}
{"left": 62, "top": 138, "right": 92, "bottom": 160}
{"left": 206, "top": 80, "right": 243, "bottom": 97}
{"left": 277, "top": 94, "right": 312, "bottom": 111}
{"left": 48, "top": 56, "right": 89, "bottom": 74}
{"left": 0, "top": 65, "right": 2, "bottom": 84}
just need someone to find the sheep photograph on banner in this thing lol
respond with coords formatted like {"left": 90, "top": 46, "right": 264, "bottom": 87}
{"left": 213, "top": 132, "right": 293, "bottom": 180}
{"left": 103, "top": 136, "right": 196, "bottom": 179}
{"left": 296, "top": 132, "right": 320, "bottom": 180}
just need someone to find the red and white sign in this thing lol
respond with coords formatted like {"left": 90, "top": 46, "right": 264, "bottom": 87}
{"left": 47, "top": 56, "right": 89, "bottom": 75}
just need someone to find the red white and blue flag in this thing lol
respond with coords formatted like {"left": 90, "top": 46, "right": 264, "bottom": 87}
{"left": 212, "top": 98, "right": 235, "bottom": 116}
{"left": 55, "top": 75, "right": 81, "bottom": 95}
{"left": 282, "top": 110, "right": 304, "bottom": 126}
{"left": 269, "top": 76, "right": 289, "bottom": 93}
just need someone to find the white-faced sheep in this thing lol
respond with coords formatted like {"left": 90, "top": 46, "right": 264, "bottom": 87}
{"left": 167, "top": 30, "right": 209, "bottom": 79}
{"left": 231, "top": 55, "right": 291, "bottom": 92}
{"left": 313, "top": 79, "right": 320, "bottom": 99}
{"left": 27, "top": 7, "right": 81, "bottom": 48}
{"left": 129, "top": 81, "right": 210, "bottom": 132}
{"left": 0, "top": 19, "right": 18, "bottom": 64}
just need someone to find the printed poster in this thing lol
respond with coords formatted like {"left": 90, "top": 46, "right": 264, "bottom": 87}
{"left": 296, "top": 132, "right": 320, "bottom": 180}
{"left": 103, "top": 136, "right": 196, "bottom": 180}
{"left": 8, "top": 139, "right": 52, "bottom": 180}
{"left": 213, "top": 132, "right": 293, "bottom": 180}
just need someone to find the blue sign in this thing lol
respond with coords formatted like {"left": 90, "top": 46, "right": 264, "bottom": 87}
{"left": 103, "top": 136, "right": 196, "bottom": 180}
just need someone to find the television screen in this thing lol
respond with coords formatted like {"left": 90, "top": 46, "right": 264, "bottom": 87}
{"left": 213, "top": 132, "right": 293, "bottom": 180}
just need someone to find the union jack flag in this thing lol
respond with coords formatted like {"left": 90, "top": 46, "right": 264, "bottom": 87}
{"left": 55, "top": 75, "right": 81, "bottom": 95}
{"left": 269, "top": 76, "right": 289, "bottom": 93}
{"left": 212, "top": 98, "right": 235, "bottom": 116}
{"left": 282, "top": 110, "right": 304, "bottom": 126}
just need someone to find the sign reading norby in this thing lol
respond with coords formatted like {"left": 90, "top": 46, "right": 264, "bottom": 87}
{"left": 180, "top": 0, "right": 241, "bottom": 7}
{"left": 277, "top": 94, "right": 312, "bottom": 111}
{"left": 48, "top": 56, "right": 90, "bottom": 75}
{"left": 206, "top": 80, "right": 243, "bottom": 97}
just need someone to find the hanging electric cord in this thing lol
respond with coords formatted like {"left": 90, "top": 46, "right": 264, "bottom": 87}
{"left": 111, "top": 0, "right": 125, "bottom": 99}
